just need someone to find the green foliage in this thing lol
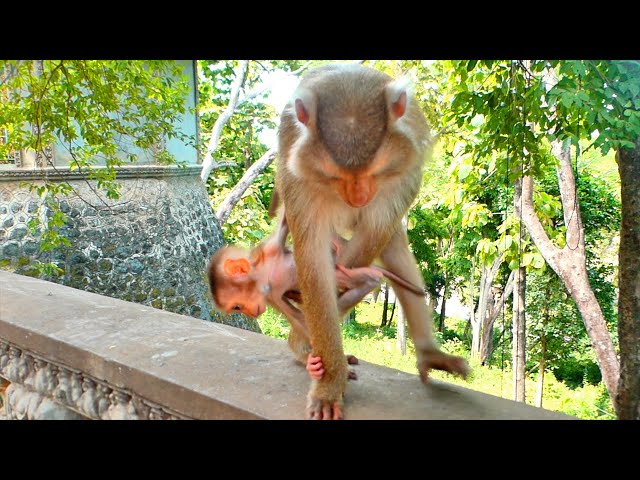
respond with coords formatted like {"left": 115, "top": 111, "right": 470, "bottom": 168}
{"left": 257, "top": 307, "right": 291, "bottom": 339}
{"left": 1, "top": 60, "right": 192, "bottom": 274}
{"left": 525, "top": 269, "right": 596, "bottom": 376}
{"left": 1, "top": 61, "right": 191, "bottom": 168}
{"left": 198, "top": 60, "right": 306, "bottom": 245}
{"left": 407, "top": 205, "right": 448, "bottom": 297}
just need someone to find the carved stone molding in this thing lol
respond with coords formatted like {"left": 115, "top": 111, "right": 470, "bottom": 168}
{"left": 0, "top": 164, "right": 203, "bottom": 181}
{"left": 0, "top": 339, "right": 189, "bottom": 420}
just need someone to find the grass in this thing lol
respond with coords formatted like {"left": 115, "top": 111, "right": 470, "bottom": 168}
{"left": 256, "top": 300, "right": 616, "bottom": 420}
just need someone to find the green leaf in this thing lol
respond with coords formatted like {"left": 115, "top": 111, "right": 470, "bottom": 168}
{"left": 502, "top": 234, "right": 513, "bottom": 250}
{"left": 458, "top": 162, "right": 473, "bottom": 181}
{"left": 531, "top": 253, "right": 545, "bottom": 269}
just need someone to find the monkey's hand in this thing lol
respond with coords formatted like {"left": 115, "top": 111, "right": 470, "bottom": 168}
{"left": 335, "top": 264, "right": 383, "bottom": 291}
{"left": 306, "top": 353, "right": 359, "bottom": 381}
{"left": 416, "top": 348, "right": 470, "bottom": 383}
{"left": 306, "top": 354, "right": 325, "bottom": 380}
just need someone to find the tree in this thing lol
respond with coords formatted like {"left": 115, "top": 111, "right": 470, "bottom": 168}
{"left": 524, "top": 167, "right": 620, "bottom": 406}
{"left": 197, "top": 60, "right": 309, "bottom": 246}
{"left": 0, "top": 60, "right": 191, "bottom": 274}
{"left": 444, "top": 60, "right": 640, "bottom": 414}
{"left": 616, "top": 138, "right": 640, "bottom": 420}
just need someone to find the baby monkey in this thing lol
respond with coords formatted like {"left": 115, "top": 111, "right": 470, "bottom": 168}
{"left": 208, "top": 215, "right": 426, "bottom": 380}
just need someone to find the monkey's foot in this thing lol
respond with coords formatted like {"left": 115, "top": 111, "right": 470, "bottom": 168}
{"left": 305, "top": 363, "right": 349, "bottom": 420}
{"left": 417, "top": 350, "right": 470, "bottom": 383}
{"left": 346, "top": 354, "right": 359, "bottom": 380}
{"left": 305, "top": 396, "right": 344, "bottom": 420}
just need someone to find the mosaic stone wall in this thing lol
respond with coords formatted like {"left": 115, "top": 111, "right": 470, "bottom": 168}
{"left": 0, "top": 166, "right": 260, "bottom": 333}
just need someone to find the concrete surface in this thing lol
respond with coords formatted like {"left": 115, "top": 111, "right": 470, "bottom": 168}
{"left": 0, "top": 271, "right": 573, "bottom": 419}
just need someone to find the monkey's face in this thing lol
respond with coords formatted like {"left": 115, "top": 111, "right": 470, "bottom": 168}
{"left": 217, "top": 282, "right": 267, "bottom": 318}
{"left": 280, "top": 64, "right": 429, "bottom": 210}
{"left": 299, "top": 137, "right": 414, "bottom": 209}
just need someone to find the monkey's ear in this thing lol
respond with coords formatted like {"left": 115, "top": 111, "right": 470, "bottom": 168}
{"left": 385, "top": 78, "right": 410, "bottom": 120}
{"left": 293, "top": 87, "right": 316, "bottom": 126}
{"left": 223, "top": 258, "right": 251, "bottom": 277}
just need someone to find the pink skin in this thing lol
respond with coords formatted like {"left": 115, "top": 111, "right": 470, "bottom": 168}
{"left": 306, "top": 353, "right": 359, "bottom": 380}
{"left": 306, "top": 354, "right": 324, "bottom": 380}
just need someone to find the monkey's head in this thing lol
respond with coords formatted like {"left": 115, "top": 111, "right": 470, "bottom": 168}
{"left": 207, "top": 246, "right": 267, "bottom": 318}
{"left": 279, "top": 64, "right": 430, "bottom": 209}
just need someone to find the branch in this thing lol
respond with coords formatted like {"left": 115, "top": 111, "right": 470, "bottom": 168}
{"left": 515, "top": 175, "right": 561, "bottom": 274}
{"left": 488, "top": 269, "right": 515, "bottom": 322}
{"left": 215, "top": 147, "right": 276, "bottom": 224}
{"left": 552, "top": 140, "right": 584, "bottom": 251}
{"left": 237, "top": 60, "right": 313, "bottom": 108}
{"left": 237, "top": 84, "right": 269, "bottom": 107}
{"left": 200, "top": 60, "right": 249, "bottom": 182}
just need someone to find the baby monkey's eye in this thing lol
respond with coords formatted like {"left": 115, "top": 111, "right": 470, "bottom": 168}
{"left": 232, "top": 305, "right": 242, "bottom": 311}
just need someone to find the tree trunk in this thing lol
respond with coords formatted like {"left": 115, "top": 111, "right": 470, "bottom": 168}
{"left": 381, "top": 283, "right": 389, "bottom": 328}
{"left": 389, "top": 301, "right": 396, "bottom": 327}
{"left": 512, "top": 265, "right": 526, "bottom": 403}
{"left": 615, "top": 139, "right": 640, "bottom": 420}
{"left": 535, "top": 278, "right": 551, "bottom": 409}
{"left": 516, "top": 141, "right": 620, "bottom": 410}
{"left": 396, "top": 304, "right": 407, "bottom": 355}
{"left": 468, "top": 256, "right": 479, "bottom": 361}
{"left": 471, "top": 266, "right": 486, "bottom": 362}
{"left": 343, "top": 308, "right": 356, "bottom": 325}
{"left": 472, "top": 255, "right": 503, "bottom": 363}
{"left": 439, "top": 280, "right": 447, "bottom": 333}
{"left": 536, "top": 329, "right": 546, "bottom": 409}
{"left": 480, "top": 270, "right": 515, "bottom": 364}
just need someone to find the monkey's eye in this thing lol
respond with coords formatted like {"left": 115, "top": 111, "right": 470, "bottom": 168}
{"left": 232, "top": 305, "right": 242, "bottom": 311}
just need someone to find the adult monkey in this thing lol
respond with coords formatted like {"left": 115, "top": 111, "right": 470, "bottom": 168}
{"left": 275, "top": 63, "right": 469, "bottom": 420}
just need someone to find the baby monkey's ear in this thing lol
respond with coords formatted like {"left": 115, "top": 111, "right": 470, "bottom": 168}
{"left": 223, "top": 257, "right": 251, "bottom": 277}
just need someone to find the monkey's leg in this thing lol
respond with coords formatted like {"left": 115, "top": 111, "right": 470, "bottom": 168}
{"left": 379, "top": 229, "right": 470, "bottom": 382}
{"left": 284, "top": 301, "right": 357, "bottom": 381}
{"left": 288, "top": 326, "right": 312, "bottom": 365}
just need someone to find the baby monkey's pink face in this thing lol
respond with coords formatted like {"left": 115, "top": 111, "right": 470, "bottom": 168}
{"left": 218, "top": 282, "right": 267, "bottom": 318}
{"left": 209, "top": 245, "right": 269, "bottom": 319}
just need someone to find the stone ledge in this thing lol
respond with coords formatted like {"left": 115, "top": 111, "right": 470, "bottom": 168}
{"left": 0, "top": 271, "right": 573, "bottom": 420}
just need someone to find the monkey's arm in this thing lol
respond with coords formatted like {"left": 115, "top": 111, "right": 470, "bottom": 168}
{"left": 335, "top": 264, "right": 383, "bottom": 313}
{"left": 275, "top": 213, "right": 289, "bottom": 251}
{"left": 285, "top": 201, "right": 348, "bottom": 420}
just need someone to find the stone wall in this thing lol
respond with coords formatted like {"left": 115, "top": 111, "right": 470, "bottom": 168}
{"left": 0, "top": 165, "right": 260, "bottom": 333}
{"left": 0, "top": 270, "right": 575, "bottom": 420}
